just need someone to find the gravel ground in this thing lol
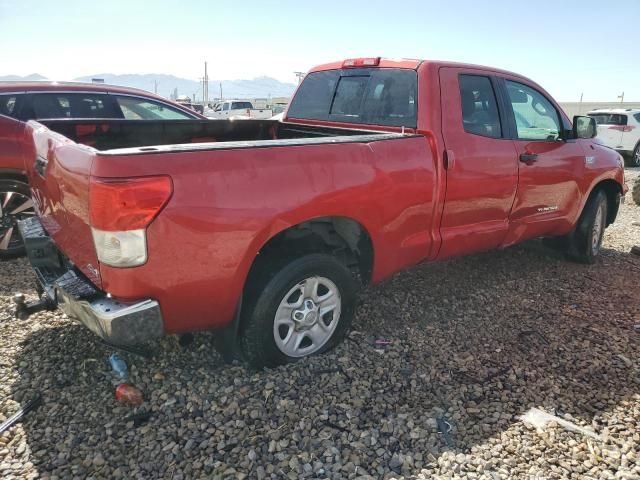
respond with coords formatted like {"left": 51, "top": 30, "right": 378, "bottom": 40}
{"left": 1, "top": 169, "right": 639, "bottom": 480}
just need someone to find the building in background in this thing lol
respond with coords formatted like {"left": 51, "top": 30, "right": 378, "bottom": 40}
{"left": 560, "top": 102, "right": 640, "bottom": 118}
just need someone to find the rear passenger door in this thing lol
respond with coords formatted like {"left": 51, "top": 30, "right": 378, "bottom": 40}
{"left": 499, "top": 79, "right": 585, "bottom": 241}
{"left": 438, "top": 68, "right": 519, "bottom": 259}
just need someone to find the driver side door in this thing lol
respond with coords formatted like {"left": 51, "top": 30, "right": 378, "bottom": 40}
{"left": 501, "top": 79, "right": 586, "bottom": 243}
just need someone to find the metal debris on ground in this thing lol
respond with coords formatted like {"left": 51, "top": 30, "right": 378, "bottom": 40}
{"left": 436, "top": 417, "right": 453, "bottom": 447}
{"left": 0, "top": 393, "right": 42, "bottom": 434}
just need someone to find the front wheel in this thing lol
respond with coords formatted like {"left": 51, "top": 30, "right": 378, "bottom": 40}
{"left": 240, "top": 254, "right": 358, "bottom": 368}
{"left": 567, "top": 190, "right": 608, "bottom": 264}
{"left": 0, "top": 179, "right": 35, "bottom": 259}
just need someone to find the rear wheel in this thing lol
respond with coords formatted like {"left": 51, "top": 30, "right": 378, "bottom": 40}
{"left": 240, "top": 254, "right": 358, "bottom": 369}
{"left": 0, "top": 180, "right": 35, "bottom": 259}
{"left": 629, "top": 143, "right": 640, "bottom": 167}
{"left": 567, "top": 190, "right": 608, "bottom": 264}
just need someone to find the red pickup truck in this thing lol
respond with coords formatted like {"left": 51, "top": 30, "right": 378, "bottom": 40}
{"left": 16, "top": 58, "right": 626, "bottom": 368}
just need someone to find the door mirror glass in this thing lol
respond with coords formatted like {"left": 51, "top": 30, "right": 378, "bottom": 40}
{"left": 573, "top": 115, "right": 596, "bottom": 139}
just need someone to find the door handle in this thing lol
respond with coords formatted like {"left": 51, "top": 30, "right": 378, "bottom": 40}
{"left": 444, "top": 149, "right": 455, "bottom": 170}
{"left": 519, "top": 153, "right": 538, "bottom": 164}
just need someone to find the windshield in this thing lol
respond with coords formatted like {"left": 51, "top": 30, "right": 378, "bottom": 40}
{"left": 287, "top": 68, "right": 418, "bottom": 128}
{"left": 231, "top": 101, "right": 253, "bottom": 110}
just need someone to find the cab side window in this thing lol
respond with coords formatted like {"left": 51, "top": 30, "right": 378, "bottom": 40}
{"left": 31, "top": 93, "right": 122, "bottom": 119}
{"left": 505, "top": 80, "right": 561, "bottom": 141}
{"left": 114, "top": 96, "right": 193, "bottom": 120}
{"left": 459, "top": 75, "right": 502, "bottom": 138}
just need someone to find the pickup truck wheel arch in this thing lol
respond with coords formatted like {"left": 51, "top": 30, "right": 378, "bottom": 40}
{"left": 248, "top": 216, "right": 374, "bottom": 287}
{"left": 592, "top": 179, "right": 622, "bottom": 227}
{"left": 0, "top": 170, "right": 29, "bottom": 184}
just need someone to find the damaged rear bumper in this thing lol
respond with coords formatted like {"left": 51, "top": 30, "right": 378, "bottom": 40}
{"left": 17, "top": 217, "right": 163, "bottom": 345}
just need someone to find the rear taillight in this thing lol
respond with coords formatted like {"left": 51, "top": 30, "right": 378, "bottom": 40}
{"left": 608, "top": 125, "right": 635, "bottom": 132}
{"left": 89, "top": 176, "right": 172, "bottom": 267}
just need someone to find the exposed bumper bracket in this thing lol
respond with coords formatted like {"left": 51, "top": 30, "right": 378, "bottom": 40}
{"left": 17, "top": 217, "right": 164, "bottom": 345}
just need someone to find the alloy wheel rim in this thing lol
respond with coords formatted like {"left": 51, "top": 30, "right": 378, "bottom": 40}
{"left": 273, "top": 276, "right": 341, "bottom": 358}
{"left": 0, "top": 190, "right": 35, "bottom": 251}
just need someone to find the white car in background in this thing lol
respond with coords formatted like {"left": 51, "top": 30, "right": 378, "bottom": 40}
{"left": 587, "top": 109, "right": 640, "bottom": 167}
{"left": 204, "top": 100, "right": 272, "bottom": 120}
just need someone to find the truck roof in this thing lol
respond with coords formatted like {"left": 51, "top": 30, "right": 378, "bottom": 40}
{"left": 0, "top": 80, "right": 206, "bottom": 118}
{"left": 309, "top": 57, "right": 533, "bottom": 80}
{"left": 0, "top": 80, "right": 167, "bottom": 100}
{"left": 587, "top": 108, "right": 640, "bottom": 114}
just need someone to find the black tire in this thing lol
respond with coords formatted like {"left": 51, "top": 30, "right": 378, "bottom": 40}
{"left": 628, "top": 143, "right": 640, "bottom": 168}
{"left": 240, "top": 253, "right": 358, "bottom": 369}
{"left": 567, "top": 190, "right": 608, "bottom": 264}
{"left": 633, "top": 175, "right": 640, "bottom": 206}
{"left": 0, "top": 179, "right": 33, "bottom": 260}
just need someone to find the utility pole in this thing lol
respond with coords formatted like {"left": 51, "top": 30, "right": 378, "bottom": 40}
{"left": 154, "top": 80, "right": 158, "bottom": 95}
{"left": 294, "top": 71, "right": 305, "bottom": 84}
{"left": 578, "top": 92, "right": 583, "bottom": 114}
{"left": 219, "top": 82, "right": 223, "bottom": 101}
{"left": 618, "top": 92, "right": 624, "bottom": 104}
{"left": 204, "top": 61, "right": 209, "bottom": 104}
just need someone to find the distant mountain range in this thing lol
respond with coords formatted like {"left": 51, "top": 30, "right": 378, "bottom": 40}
{"left": 0, "top": 73, "right": 297, "bottom": 100}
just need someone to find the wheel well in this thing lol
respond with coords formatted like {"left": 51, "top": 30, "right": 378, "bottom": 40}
{"left": 592, "top": 180, "right": 622, "bottom": 226}
{"left": 248, "top": 217, "right": 374, "bottom": 286}
{"left": 0, "top": 171, "right": 29, "bottom": 184}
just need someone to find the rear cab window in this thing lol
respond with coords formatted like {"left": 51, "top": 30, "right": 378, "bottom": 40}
{"left": 287, "top": 68, "right": 417, "bottom": 128}
{"left": 587, "top": 113, "right": 628, "bottom": 125}
{"left": 0, "top": 94, "right": 19, "bottom": 118}
{"left": 231, "top": 102, "right": 253, "bottom": 110}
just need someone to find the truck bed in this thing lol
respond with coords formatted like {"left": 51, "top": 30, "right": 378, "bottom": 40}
{"left": 38, "top": 119, "right": 402, "bottom": 153}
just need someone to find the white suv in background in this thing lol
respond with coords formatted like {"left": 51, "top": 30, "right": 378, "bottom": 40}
{"left": 588, "top": 109, "right": 640, "bottom": 167}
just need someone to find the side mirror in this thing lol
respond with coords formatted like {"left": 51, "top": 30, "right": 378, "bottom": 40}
{"left": 573, "top": 115, "right": 597, "bottom": 139}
